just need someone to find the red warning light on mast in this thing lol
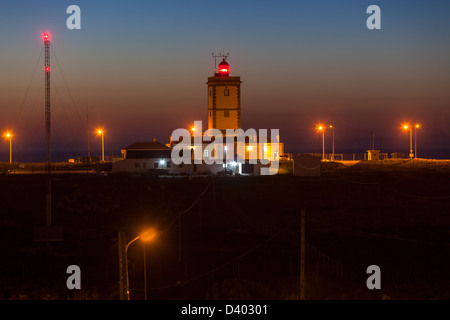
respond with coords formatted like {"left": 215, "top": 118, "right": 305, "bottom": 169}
{"left": 43, "top": 32, "right": 50, "bottom": 42}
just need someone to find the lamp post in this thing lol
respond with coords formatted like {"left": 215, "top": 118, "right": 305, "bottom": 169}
{"left": 329, "top": 125, "right": 334, "bottom": 161}
{"left": 318, "top": 126, "right": 325, "bottom": 160}
{"left": 125, "top": 229, "right": 157, "bottom": 300}
{"left": 414, "top": 124, "right": 420, "bottom": 158}
{"left": 403, "top": 125, "right": 413, "bottom": 158}
{"left": 97, "top": 129, "right": 104, "bottom": 162}
{"left": 5, "top": 132, "right": 12, "bottom": 163}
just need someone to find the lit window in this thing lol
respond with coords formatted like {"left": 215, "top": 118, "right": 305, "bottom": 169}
{"left": 154, "top": 162, "right": 159, "bottom": 168}
{"left": 204, "top": 150, "right": 209, "bottom": 158}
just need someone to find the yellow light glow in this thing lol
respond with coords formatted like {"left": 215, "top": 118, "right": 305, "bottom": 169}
{"left": 97, "top": 129, "right": 103, "bottom": 135}
{"left": 415, "top": 124, "right": 420, "bottom": 128}
{"left": 403, "top": 125, "right": 409, "bottom": 130}
{"left": 140, "top": 228, "right": 157, "bottom": 242}
{"left": 329, "top": 125, "right": 333, "bottom": 128}
{"left": 191, "top": 127, "right": 195, "bottom": 132}
{"left": 247, "top": 146, "right": 252, "bottom": 151}
{"left": 318, "top": 126, "right": 323, "bottom": 131}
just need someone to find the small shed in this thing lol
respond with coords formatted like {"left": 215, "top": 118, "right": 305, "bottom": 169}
{"left": 293, "top": 154, "right": 321, "bottom": 177}
{"left": 367, "top": 150, "right": 380, "bottom": 161}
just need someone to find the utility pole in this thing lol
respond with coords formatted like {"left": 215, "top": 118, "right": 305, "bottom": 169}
{"left": 322, "top": 129, "right": 325, "bottom": 160}
{"left": 409, "top": 127, "right": 413, "bottom": 158}
{"left": 143, "top": 243, "right": 147, "bottom": 300}
{"left": 118, "top": 231, "right": 127, "bottom": 300}
{"left": 300, "top": 208, "right": 305, "bottom": 300}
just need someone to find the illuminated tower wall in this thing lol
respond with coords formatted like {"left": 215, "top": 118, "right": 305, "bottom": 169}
{"left": 207, "top": 59, "right": 241, "bottom": 132}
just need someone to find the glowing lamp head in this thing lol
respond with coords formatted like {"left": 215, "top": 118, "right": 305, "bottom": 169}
{"left": 318, "top": 126, "right": 323, "bottom": 131}
{"left": 140, "top": 228, "right": 157, "bottom": 242}
{"left": 415, "top": 124, "right": 420, "bottom": 128}
{"left": 403, "top": 125, "right": 409, "bottom": 130}
{"left": 97, "top": 129, "right": 103, "bottom": 135}
{"left": 43, "top": 32, "right": 50, "bottom": 42}
{"left": 217, "top": 59, "right": 230, "bottom": 77}
{"left": 5, "top": 132, "right": 12, "bottom": 139}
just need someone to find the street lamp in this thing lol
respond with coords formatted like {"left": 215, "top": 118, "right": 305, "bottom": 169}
{"left": 4, "top": 132, "right": 12, "bottom": 163}
{"left": 414, "top": 124, "right": 420, "bottom": 158}
{"left": 317, "top": 126, "right": 325, "bottom": 160}
{"left": 329, "top": 125, "right": 334, "bottom": 161}
{"left": 125, "top": 229, "right": 157, "bottom": 300}
{"left": 97, "top": 129, "right": 104, "bottom": 162}
{"left": 403, "top": 124, "right": 413, "bottom": 158}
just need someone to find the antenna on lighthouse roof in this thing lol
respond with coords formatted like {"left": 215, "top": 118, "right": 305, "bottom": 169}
{"left": 212, "top": 50, "right": 229, "bottom": 74}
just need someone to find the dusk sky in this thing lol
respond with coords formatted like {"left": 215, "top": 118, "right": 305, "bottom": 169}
{"left": 1, "top": 0, "right": 450, "bottom": 159}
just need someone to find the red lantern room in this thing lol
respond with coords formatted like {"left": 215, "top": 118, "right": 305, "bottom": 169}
{"left": 217, "top": 59, "right": 230, "bottom": 77}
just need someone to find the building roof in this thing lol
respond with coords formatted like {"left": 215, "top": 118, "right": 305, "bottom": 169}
{"left": 122, "top": 142, "right": 171, "bottom": 150}
{"left": 126, "top": 150, "right": 172, "bottom": 159}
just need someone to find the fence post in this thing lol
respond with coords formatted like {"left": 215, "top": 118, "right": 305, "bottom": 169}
{"left": 300, "top": 208, "right": 305, "bottom": 300}
{"left": 118, "top": 231, "right": 127, "bottom": 300}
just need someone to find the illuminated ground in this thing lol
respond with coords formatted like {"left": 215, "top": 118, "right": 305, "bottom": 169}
{"left": 0, "top": 159, "right": 449, "bottom": 300}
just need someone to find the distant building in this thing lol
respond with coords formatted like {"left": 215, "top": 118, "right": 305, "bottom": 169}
{"left": 366, "top": 150, "right": 380, "bottom": 161}
{"left": 112, "top": 141, "right": 172, "bottom": 173}
{"left": 114, "top": 56, "right": 283, "bottom": 176}
{"left": 391, "top": 152, "right": 408, "bottom": 159}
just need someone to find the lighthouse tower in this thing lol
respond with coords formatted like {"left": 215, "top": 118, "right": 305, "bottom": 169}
{"left": 207, "top": 58, "right": 241, "bottom": 132}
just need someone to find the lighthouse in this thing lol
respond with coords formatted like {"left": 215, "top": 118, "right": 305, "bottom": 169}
{"left": 207, "top": 58, "right": 241, "bottom": 132}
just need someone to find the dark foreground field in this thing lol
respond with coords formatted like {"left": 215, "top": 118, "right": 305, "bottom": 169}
{"left": 0, "top": 160, "right": 449, "bottom": 300}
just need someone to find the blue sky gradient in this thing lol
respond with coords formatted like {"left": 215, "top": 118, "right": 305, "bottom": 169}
{"left": 0, "top": 0, "right": 449, "bottom": 159}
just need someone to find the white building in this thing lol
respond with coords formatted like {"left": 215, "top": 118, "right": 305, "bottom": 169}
{"left": 112, "top": 141, "right": 172, "bottom": 173}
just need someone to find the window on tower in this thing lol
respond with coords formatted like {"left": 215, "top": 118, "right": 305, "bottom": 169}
{"left": 224, "top": 88, "right": 229, "bottom": 96}
{"left": 224, "top": 110, "right": 230, "bottom": 118}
